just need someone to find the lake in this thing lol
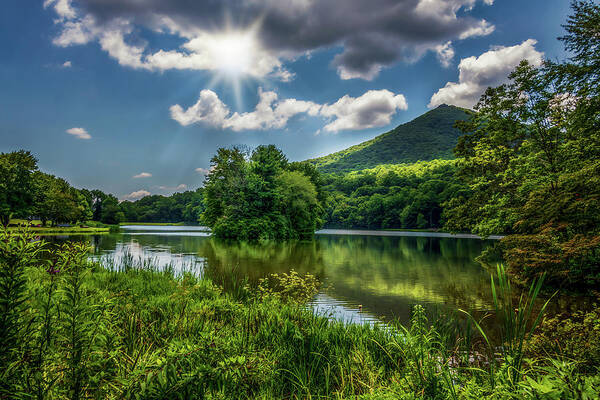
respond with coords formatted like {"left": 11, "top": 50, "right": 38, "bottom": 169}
{"left": 54, "top": 225, "right": 587, "bottom": 325}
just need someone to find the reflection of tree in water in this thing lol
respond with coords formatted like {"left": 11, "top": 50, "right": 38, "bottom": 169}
{"left": 315, "top": 236, "right": 497, "bottom": 319}
{"left": 197, "top": 234, "right": 497, "bottom": 321}
{"left": 50, "top": 232, "right": 590, "bottom": 325}
{"left": 200, "top": 239, "right": 327, "bottom": 289}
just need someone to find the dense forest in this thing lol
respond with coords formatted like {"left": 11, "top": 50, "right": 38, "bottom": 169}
{"left": 323, "top": 160, "right": 464, "bottom": 229}
{"left": 119, "top": 190, "right": 204, "bottom": 224}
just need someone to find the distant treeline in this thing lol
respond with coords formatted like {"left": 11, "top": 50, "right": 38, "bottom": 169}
{"left": 119, "top": 190, "right": 204, "bottom": 224}
{"left": 0, "top": 150, "right": 204, "bottom": 226}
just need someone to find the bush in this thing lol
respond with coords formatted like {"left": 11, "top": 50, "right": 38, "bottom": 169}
{"left": 526, "top": 307, "right": 600, "bottom": 372}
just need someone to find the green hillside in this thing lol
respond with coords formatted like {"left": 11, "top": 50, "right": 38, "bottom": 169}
{"left": 310, "top": 104, "right": 471, "bottom": 173}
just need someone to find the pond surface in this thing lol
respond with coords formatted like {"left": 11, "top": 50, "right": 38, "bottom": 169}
{"left": 54, "top": 226, "right": 586, "bottom": 325}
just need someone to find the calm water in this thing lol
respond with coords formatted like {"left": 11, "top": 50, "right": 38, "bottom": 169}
{"left": 54, "top": 226, "right": 586, "bottom": 325}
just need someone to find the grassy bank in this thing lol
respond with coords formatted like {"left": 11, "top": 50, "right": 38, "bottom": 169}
{"left": 1, "top": 230, "right": 599, "bottom": 399}
{"left": 7, "top": 219, "right": 110, "bottom": 234}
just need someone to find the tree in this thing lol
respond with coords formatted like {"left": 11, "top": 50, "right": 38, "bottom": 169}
{"left": 33, "top": 174, "right": 87, "bottom": 226}
{"left": 445, "top": 1, "right": 600, "bottom": 286}
{"left": 202, "top": 147, "right": 249, "bottom": 232}
{"left": 277, "top": 170, "right": 323, "bottom": 238}
{"left": 100, "top": 195, "right": 124, "bottom": 225}
{"left": 202, "top": 145, "right": 326, "bottom": 240}
{"left": 0, "top": 150, "right": 38, "bottom": 226}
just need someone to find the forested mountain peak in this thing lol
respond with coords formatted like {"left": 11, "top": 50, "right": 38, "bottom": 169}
{"left": 309, "top": 104, "right": 471, "bottom": 173}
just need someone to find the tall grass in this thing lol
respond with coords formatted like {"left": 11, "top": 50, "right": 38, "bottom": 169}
{"left": 461, "top": 264, "right": 554, "bottom": 389}
{"left": 0, "top": 229, "right": 598, "bottom": 399}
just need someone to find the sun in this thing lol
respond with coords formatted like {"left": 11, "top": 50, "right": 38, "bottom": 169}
{"left": 196, "top": 19, "right": 274, "bottom": 109}
{"left": 209, "top": 32, "right": 255, "bottom": 76}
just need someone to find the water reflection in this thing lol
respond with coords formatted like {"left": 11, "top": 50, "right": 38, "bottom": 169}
{"left": 56, "top": 228, "right": 503, "bottom": 324}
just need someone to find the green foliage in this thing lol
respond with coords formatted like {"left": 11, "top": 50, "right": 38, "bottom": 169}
{"left": 119, "top": 189, "right": 205, "bottom": 224}
{"left": 0, "top": 150, "right": 38, "bottom": 226}
{"left": 202, "top": 145, "right": 326, "bottom": 240}
{"left": 1, "top": 228, "right": 600, "bottom": 399}
{"left": 324, "top": 159, "right": 466, "bottom": 229}
{"left": 33, "top": 172, "right": 93, "bottom": 226}
{"left": 258, "top": 270, "right": 320, "bottom": 303}
{"left": 0, "top": 229, "right": 43, "bottom": 393}
{"left": 277, "top": 171, "right": 324, "bottom": 236}
{"left": 526, "top": 306, "right": 600, "bottom": 371}
{"left": 310, "top": 105, "right": 471, "bottom": 174}
{"left": 444, "top": 1, "right": 600, "bottom": 287}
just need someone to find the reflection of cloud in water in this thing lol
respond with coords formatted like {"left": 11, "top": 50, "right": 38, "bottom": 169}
{"left": 80, "top": 228, "right": 501, "bottom": 325}
{"left": 95, "top": 239, "right": 204, "bottom": 275}
{"left": 311, "top": 293, "right": 381, "bottom": 326}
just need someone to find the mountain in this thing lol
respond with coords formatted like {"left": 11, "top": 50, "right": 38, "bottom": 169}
{"left": 309, "top": 104, "right": 471, "bottom": 173}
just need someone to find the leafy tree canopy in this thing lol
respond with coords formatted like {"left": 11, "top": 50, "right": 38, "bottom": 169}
{"left": 0, "top": 150, "right": 38, "bottom": 226}
{"left": 202, "top": 145, "right": 326, "bottom": 240}
{"left": 445, "top": 0, "right": 600, "bottom": 287}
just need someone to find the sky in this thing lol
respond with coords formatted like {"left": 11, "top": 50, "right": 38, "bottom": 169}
{"left": 0, "top": 0, "right": 573, "bottom": 200}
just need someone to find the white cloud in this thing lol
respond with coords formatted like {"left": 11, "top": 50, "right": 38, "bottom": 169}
{"left": 45, "top": 0, "right": 494, "bottom": 80}
{"left": 122, "top": 190, "right": 151, "bottom": 201}
{"left": 169, "top": 90, "right": 231, "bottom": 127}
{"left": 133, "top": 172, "right": 152, "bottom": 179}
{"left": 458, "top": 19, "right": 495, "bottom": 40}
{"left": 195, "top": 167, "right": 210, "bottom": 175}
{"left": 44, "top": 0, "right": 77, "bottom": 21}
{"left": 62, "top": 60, "right": 72, "bottom": 68}
{"left": 224, "top": 89, "right": 321, "bottom": 131}
{"left": 320, "top": 90, "right": 408, "bottom": 132}
{"left": 48, "top": 12, "right": 291, "bottom": 80}
{"left": 435, "top": 41, "right": 454, "bottom": 68}
{"left": 171, "top": 88, "right": 407, "bottom": 133}
{"left": 52, "top": 15, "right": 96, "bottom": 47}
{"left": 175, "top": 184, "right": 187, "bottom": 191}
{"left": 66, "top": 127, "right": 91, "bottom": 139}
{"left": 429, "top": 39, "right": 544, "bottom": 108}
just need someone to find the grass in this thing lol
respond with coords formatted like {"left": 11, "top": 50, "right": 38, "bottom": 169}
{"left": 8, "top": 219, "right": 110, "bottom": 234}
{"left": 1, "top": 229, "right": 599, "bottom": 399}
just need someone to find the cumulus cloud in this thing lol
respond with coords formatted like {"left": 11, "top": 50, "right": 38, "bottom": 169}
{"left": 122, "top": 190, "right": 151, "bottom": 200}
{"left": 320, "top": 90, "right": 407, "bottom": 132}
{"left": 44, "top": 0, "right": 495, "bottom": 80}
{"left": 171, "top": 88, "right": 407, "bottom": 133}
{"left": 66, "top": 127, "right": 91, "bottom": 139}
{"left": 62, "top": 60, "right": 72, "bottom": 67}
{"left": 133, "top": 172, "right": 152, "bottom": 179}
{"left": 429, "top": 39, "right": 544, "bottom": 108}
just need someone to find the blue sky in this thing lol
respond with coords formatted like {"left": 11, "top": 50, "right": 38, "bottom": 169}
{"left": 0, "top": 0, "right": 572, "bottom": 200}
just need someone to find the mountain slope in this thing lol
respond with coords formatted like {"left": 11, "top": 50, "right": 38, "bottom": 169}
{"left": 310, "top": 104, "right": 471, "bottom": 173}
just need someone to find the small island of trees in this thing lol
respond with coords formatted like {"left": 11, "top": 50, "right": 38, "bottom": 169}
{"left": 202, "top": 145, "right": 327, "bottom": 240}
